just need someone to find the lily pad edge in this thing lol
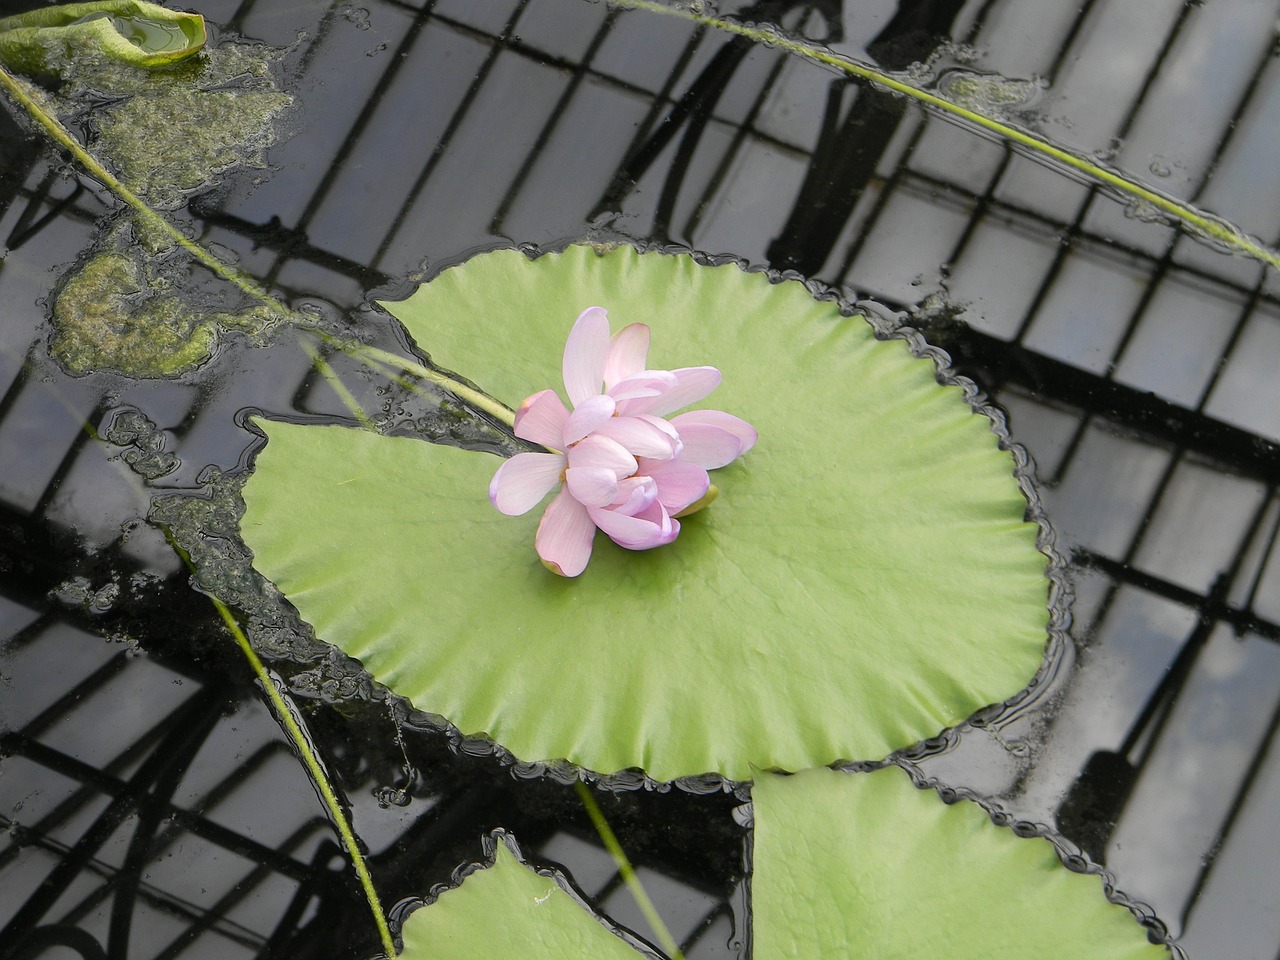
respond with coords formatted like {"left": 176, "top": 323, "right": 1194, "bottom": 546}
{"left": 391, "top": 828, "right": 664, "bottom": 960}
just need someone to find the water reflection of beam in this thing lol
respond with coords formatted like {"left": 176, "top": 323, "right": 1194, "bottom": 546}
{"left": 1056, "top": 577, "right": 1223, "bottom": 862}
{"left": 769, "top": 0, "right": 966, "bottom": 274}
{"left": 1, "top": 684, "right": 226, "bottom": 952}
{"left": 585, "top": 0, "right": 830, "bottom": 242}
{"left": 1051, "top": 424, "right": 1273, "bottom": 866}
{"left": 1179, "top": 686, "right": 1280, "bottom": 934}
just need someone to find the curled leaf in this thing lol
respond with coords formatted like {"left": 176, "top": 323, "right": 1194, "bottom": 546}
{"left": 0, "top": 1, "right": 205, "bottom": 75}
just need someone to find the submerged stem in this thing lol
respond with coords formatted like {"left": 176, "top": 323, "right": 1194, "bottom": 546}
{"left": 1, "top": 62, "right": 518, "bottom": 429}
{"left": 340, "top": 341, "right": 516, "bottom": 428}
{"left": 574, "top": 780, "right": 687, "bottom": 960}
{"left": 613, "top": 0, "right": 1280, "bottom": 272}
{"left": 0, "top": 64, "right": 296, "bottom": 312}
{"left": 298, "top": 336, "right": 378, "bottom": 430}
{"left": 168, "top": 539, "right": 398, "bottom": 958}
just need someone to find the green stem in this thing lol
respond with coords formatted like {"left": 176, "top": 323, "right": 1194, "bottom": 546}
{"left": 613, "top": 0, "right": 1280, "bottom": 272}
{"left": 164, "top": 534, "right": 394, "bottom": 956}
{"left": 298, "top": 336, "right": 378, "bottom": 430}
{"left": 1, "top": 63, "right": 524, "bottom": 428}
{"left": 342, "top": 342, "right": 516, "bottom": 428}
{"left": 0, "top": 64, "right": 297, "bottom": 312}
{"left": 202, "top": 581, "right": 398, "bottom": 958}
{"left": 574, "top": 781, "right": 686, "bottom": 960}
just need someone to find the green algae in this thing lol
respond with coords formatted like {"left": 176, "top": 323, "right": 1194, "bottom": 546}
{"left": 87, "top": 44, "right": 292, "bottom": 208}
{"left": 51, "top": 247, "right": 277, "bottom": 378}
{"left": 49, "top": 41, "right": 294, "bottom": 209}
{"left": 25, "top": 31, "right": 294, "bottom": 378}
{"left": 936, "top": 68, "right": 1041, "bottom": 117}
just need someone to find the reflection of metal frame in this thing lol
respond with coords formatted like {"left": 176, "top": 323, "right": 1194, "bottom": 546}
{"left": 2, "top": 0, "right": 1279, "bottom": 954}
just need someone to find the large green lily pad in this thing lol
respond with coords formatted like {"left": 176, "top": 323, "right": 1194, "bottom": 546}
{"left": 751, "top": 766, "right": 1170, "bottom": 958}
{"left": 240, "top": 244, "right": 1050, "bottom": 781}
{"left": 399, "top": 838, "right": 649, "bottom": 960}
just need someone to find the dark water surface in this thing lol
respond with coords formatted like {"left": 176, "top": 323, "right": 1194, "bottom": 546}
{"left": 2, "top": 0, "right": 1279, "bottom": 957}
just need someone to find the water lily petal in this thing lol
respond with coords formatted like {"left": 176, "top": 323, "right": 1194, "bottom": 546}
{"left": 589, "top": 500, "right": 679, "bottom": 550}
{"left": 535, "top": 487, "right": 597, "bottom": 577}
{"left": 488, "top": 452, "right": 566, "bottom": 516}
{"left": 567, "top": 434, "right": 638, "bottom": 478}
{"left": 591, "top": 415, "right": 680, "bottom": 460}
{"left": 639, "top": 457, "right": 710, "bottom": 513}
{"left": 513, "top": 389, "right": 570, "bottom": 448}
{"left": 623, "top": 366, "right": 722, "bottom": 417}
{"left": 612, "top": 475, "right": 659, "bottom": 515}
{"left": 565, "top": 465, "right": 620, "bottom": 507}
{"left": 670, "top": 410, "right": 758, "bottom": 464}
{"left": 603, "top": 322, "right": 650, "bottom": 389}
{"left": 664, "top": 423, "right": 741, "bottom": 469}
{"left": 608, "top": 369, "right": 677, "bottom": 403}
{"left": 563, "top": 393, "right": 616, "bottom": 445}
{"left": 562, "top": 306, "right": 611, "bottom": 408}
{"left": 634, "top": 414, "right": 683, "bottom": 457}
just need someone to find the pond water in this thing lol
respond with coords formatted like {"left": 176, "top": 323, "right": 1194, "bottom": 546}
{"left": 1, "top": 0, "right": 1279, "bottom": 958}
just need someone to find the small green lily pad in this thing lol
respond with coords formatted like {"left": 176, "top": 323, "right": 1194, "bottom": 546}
{"left": 240, "top": 245, "right": 1050, "bottom": 781}
{"left": 399, "top": 837, "right": 650, "bottom": 960}
{"left": 751, "top": 766, "right": 1170, "bottom": 959}
{"left": 0, "top": 1, "right": 205, "bottom": 75}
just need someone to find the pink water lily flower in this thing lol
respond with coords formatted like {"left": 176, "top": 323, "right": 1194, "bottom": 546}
{"left": 490, "top": 306, "right": 757, "bottom": 577}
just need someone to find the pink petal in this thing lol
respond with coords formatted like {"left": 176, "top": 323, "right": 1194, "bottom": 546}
{"left": 670, "top": 410, "right": 758, "bottom": 462}
{"left": 566, "top": 434, "right": 637, "bottom": 478}
{"left": 513, "top": 389, "right": 570, "bottom": 448}
{"left": 639, "top": 457, "right": 710, "bottom": 514}
{"left": 666, "top": 423, "right": 741, "bottom": 469}
{"left": 591, "top": 415, "right": 681, "bottom": 460}
{"left": 623, "top": 366, "right": 722, "bottom": 417}
{"left": 632, "top": 499, "right": 680, "bottom": 544}
{"left": 565, "top": 465, "right": 620, "bottom": 508}
{"left": 589, "top": 500, "right": 680, "bottom": 550}
{"left": 489, "top": 452, "right": 566, "bottom": 516}
{"left": 603, "top": 323, "right": 650, "bottom": 389}
{"left": 562, "top": 306, "right": 611, "bottom": 408}
{"left": 634, "top": 414, "right": 684, "bottom": 457}
{"left": 612, "top": 475, "right": 659, "bottom": 515}
{"left": 563, "top": 393, "right": 616, "bottom": 445}
{"left": 608, "top": 370, "right": 677, "bottom": 403}
{"left": 536, "top": 487, "right": 596, "bottom": 577}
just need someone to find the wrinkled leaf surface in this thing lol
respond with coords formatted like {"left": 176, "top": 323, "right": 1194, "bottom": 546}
{"left": 752, "top": 766, "right": 1170, "bottom": 959}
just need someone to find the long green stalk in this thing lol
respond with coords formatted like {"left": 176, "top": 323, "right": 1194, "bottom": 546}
{"left": 0, "top": 64, "right": 295, "bottom": 311}
{"left": 0, "top": 63, "right": 519, "bottom": 425}
{"left": 298, "top": 336, "right": 378, "bottom": 430}
{"left": 203, "top": 582, "right": 398, "bottom": 958}
{"left": 574, "top": 781, "right": 686, "bottom": 960}
{"left": 613, "top": 0, "right": 1280, "bottom": 272}
{"left": 343, "top": 342, "right": 516, "bottom": 428}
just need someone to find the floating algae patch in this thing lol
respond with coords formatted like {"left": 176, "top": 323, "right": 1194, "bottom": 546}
{"left": 51, "top": 246, "right": 277, "bottom": 378}
{"left": 51, "top": 39, "right": 292, "bottom": 208}
{"left": 936, "top": 68, "right": 1042, "bottom": 119}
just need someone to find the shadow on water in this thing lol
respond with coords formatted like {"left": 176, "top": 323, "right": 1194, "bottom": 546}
{"left": 2, "top": 0, "right": 1280, "bottom": 957}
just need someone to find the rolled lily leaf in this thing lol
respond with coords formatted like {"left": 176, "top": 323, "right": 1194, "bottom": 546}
{"left": 751, "top": 766, "right": 1171, "bottom": 958}
{"left": 240, "top": 244, "right": 1051, "bottom": 781}
{"left": 398, "top": 835, "right": 652, "bottom": 960}
{"left": 0, "top": 2, "right": 206, "bottom": 75}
